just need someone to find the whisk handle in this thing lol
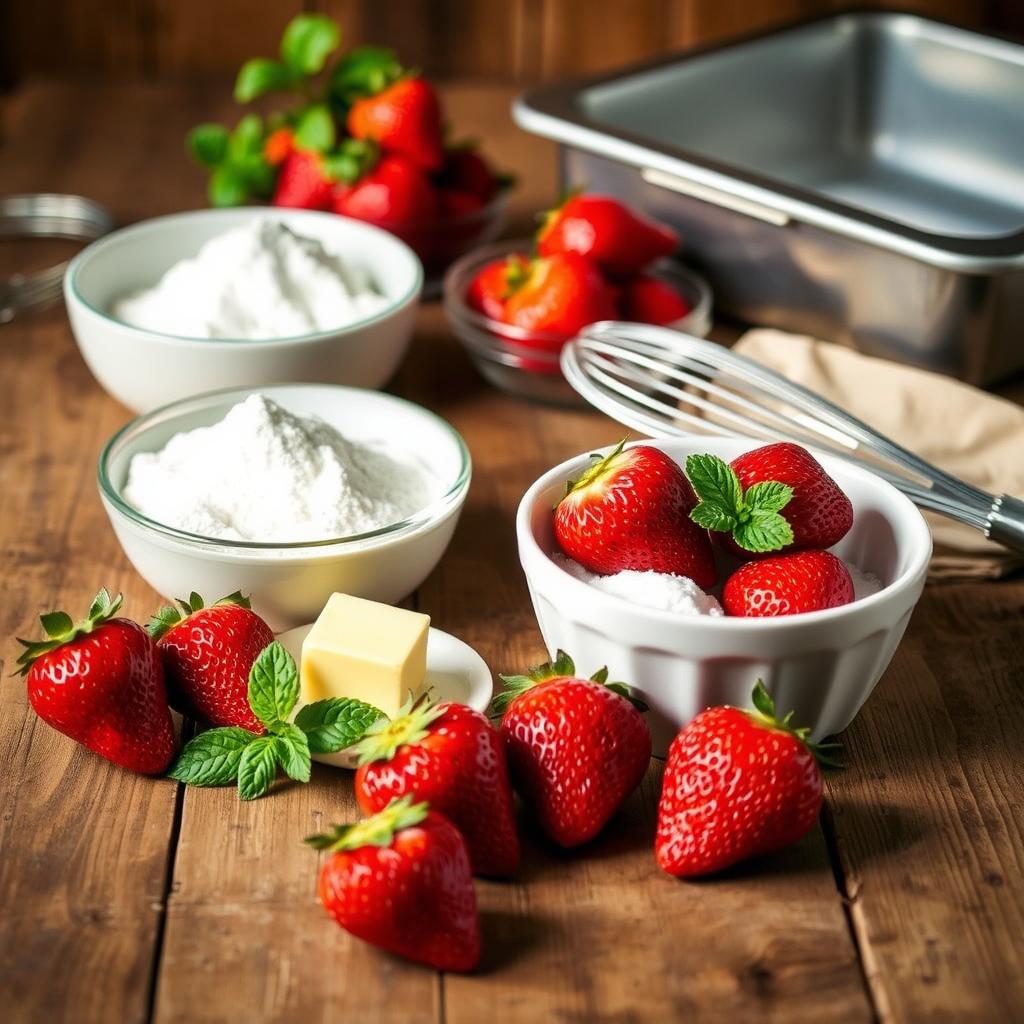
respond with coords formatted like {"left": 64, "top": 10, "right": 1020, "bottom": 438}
{"left": 987, "top": 495, "right": 1024, "bottom": 556}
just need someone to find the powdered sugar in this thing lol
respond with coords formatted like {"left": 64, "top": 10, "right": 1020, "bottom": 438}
{"left": 123, "top": 394, "right": 436, "bottom": 543}
{"left": 551, "top": 554, "right": 724, "bottom": 617}
{"left": 846, "top": 562, "right": 882, "bottom": 600}
{"left": 112, "top": 219, "right": 389, "bottom": 339}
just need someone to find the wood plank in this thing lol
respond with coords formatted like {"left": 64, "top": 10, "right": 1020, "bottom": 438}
{"left": 152, "top": 768, "right": 439, "bottom": 1023}
{"left": 666, "top": 0, "right": 822, "bottom": 50}
{"left": 824, "top": 583, "right": 1024, "bottom": 1021}
{"left": 317, "top": 0, "right": 522, "bottom": 80}
{"left": 0, "top": 298, "right": 180, "bottom": 1024}
{"left": 149, "top": 0, "right": 304, "bottom": 78}
{"left": 2, "top": 0, "right": 147, "bottom": 80}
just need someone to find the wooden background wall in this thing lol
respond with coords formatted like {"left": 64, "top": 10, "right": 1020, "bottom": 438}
{"left": 2, "top": 0, "right": 1021, "bottom": 85}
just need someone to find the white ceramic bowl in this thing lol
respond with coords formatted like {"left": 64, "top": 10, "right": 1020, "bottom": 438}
{"left": 98, "top": 384, "right": 470, "bottom": 630}
{"left": 65, "top": 208, "right": 423, "bottom": 413}
{"left": 517, "top": 437, "right": 932, "bottom": 755}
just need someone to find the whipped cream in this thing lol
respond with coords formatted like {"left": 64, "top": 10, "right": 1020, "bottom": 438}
{"left": 123, "top": 394, "right": 435, "bottom": 543}
{"left": 552, "top": 554, "right": 724, "bottom": 617}
{"left": 112, "top": 219, "right": 389, "bottom": 339}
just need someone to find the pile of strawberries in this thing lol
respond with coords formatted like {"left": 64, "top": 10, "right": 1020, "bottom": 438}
{"left": 17, "top": 583, "right": 834, "bottom": 974}
{"left": 188, "top": 15, "right": 507, "bottom": 268}
{"left": 555, "top": 439, "right": 859, "bottom": 617}
{"left": 465, "top": 193, "right": 692, "bottom": 372}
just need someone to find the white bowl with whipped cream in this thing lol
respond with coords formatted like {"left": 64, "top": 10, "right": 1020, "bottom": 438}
{"left": 66, "top": 209, "right": 422, "bottom": 413}
{"left": 517, "top": 437, "right": 932, "bottom": 755}
{"left": 98, "top": 384, "right": 470, "bottom": 630}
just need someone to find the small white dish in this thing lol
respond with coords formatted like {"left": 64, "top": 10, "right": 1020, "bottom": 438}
{"left": 65, "top": 208, "right": 423, "bottom": 413}
{"left": 98, "top": 383, "right": 471, "bottom": 630}
{"left": 518, "top": 437, "right": 932, "bottom": 755}
{"left": 278, "top": 623, "right": 494, "bottom": 768}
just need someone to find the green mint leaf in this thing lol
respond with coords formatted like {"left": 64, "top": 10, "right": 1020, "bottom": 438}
{"left": 229, "top": 115, "right": 265, "bottom": 160}
{"left": 689, "top": 502, "right": 737, "bottom": 532}
{"left": 272, "top": 724, "right": 311, "bottom": 783}
{"left": 248, "top": 641, "right": 299, "bottom": 728}
{"left": 685, "top": 454, "right": 744, "bottom": 520}
{"left": 293, "top": 104, "right": 335, "bottom": 153}
{"left": 208, "top": 165, "right": 248, "bottom": 208}
{"left": 187, "top": 123, "right": 229, "bottom": 168}
{"left": 745, "top": 480, "right": 793, "bottom": 515}
{"left": 237, "top": 736, "right": 280, "bottom": 800}
{"left": 167, "top": 727, "right": 255, "bottom": 786}
{"left": 329, "top": 45, "right": 402, "bottom": 103}
{"left": 235, "top": 58, "right": 294, "bottom": 103}
{"left": 281, "top": 14, "right": 341, "bottom": 76}
{"left": 235, "top": 153, "right": 275, "bottom": 197}
{"left": 295, "top": 698, "right": 386, "bottom": 754}
{"left": 733, "top": 508, "right": 794, "bottom": 553}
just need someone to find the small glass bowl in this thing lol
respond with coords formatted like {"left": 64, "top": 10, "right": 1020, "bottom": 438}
{"left": 443, "top": 239, "right": 714, "bottom": 406}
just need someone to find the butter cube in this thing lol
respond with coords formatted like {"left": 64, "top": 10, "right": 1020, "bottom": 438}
{"left": 300, "top": 593, "right": 430, "bottom": 719}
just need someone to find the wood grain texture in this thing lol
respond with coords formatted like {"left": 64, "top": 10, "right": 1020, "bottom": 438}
{"left": 824, "top": 584, "right": 1024, "bottom": 1021}
{"left": 1, "top": 0, "right": 1012, "bottom": 83}
{"left": 1, "top": 78, "right": 1024, "bottom": 1024}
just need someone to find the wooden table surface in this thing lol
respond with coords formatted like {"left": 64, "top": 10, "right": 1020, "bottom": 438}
{"left": 2, "top": 79, "right": 1023, "bottom": 1024}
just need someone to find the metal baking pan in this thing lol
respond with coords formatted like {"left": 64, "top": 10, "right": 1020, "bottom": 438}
{"left": 513, "top": 11, "right": 1024, "bottom": 385}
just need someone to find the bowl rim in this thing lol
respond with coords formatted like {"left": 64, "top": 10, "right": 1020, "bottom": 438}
{"left": 442, "top": 237, "right": 714, "bottom": 349}
{"left": 65, "top": 207, "right": 424, "bottom": 347}
{"left": 517, "top": 436, "right": 933, "bottom": 632}
{"left": 98, "top": 383, "right": 472, "bottom": 553}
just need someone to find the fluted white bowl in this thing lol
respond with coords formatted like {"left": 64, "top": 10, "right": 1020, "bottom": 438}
{"left": 517, "top": 437, "right": 932, "bottom": 755}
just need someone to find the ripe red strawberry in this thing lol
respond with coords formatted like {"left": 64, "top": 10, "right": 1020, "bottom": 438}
{"left": 16, "top": 589, "right": 175, "bottom": 774}
{"left": 722, "top": 549, "right": 854, "bottom": 617}
{"left": 656, "top": 682, "right": 831, "bottom": 876}
{"left": 621, "top": 273, "right": 692, "bottom": 325}
{"left": 352, "top": 696, "right": 519, "bottom": 877}
{"left": 502, "top": 251, "right": 616, "bottom": 339}
{"left": 332, "top": 154, "right": 438, "bottom": 225}
{"left": 307, "top": 796, "right": 480, "bottom": 971}
{"left": 438, "top": 146, "right": 500, "bottom": 202}
{"left": 438, "top": 187, "right": 484, "bottom": 219}
{"left": 537, "top": 194, "right": 678, "bottom": 277}
{"left": 147, "top": 591, "right": 273, "bottom": 731}
{"left": 466, "top": 255, "right": 526, "bottom": 320}
{"left": 493, "top": 651, "right": 651, "bottom": 847}
{"left": 555, "top": 441, "right": 717, "bottom": 588}
{"left": 263, "top": 127, "right": 295, "bottom": 167}
{"left": 686, "top": 444, "right": 854, "bottom": 558}
{"left": 347, "top": 76, "right": 444, "bottom": 172}
{"left": 272, "top": 149, "right": 333, "bottom": 210}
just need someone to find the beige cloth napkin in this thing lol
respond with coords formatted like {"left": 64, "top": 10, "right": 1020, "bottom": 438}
{"left": 732, "top": 329, "right": 1024, "bottom": 581}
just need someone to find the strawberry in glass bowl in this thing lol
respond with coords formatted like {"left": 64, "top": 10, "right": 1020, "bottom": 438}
{"left": 186, "top": 15, "right": 511, "bottom": 290}
{"left": 443, "top": 195, "right": 711, "bottom": 405}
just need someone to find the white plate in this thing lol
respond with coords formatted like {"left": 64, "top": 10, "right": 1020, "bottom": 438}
{"left": 277, "top": 624, "right": 494, "bottom": 768}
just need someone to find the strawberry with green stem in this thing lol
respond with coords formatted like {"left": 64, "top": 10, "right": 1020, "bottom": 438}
{"left": 656, "top": 681, "right": 838, "bottom": 877}
{"left": 352, "top": 694, "right": 520, "bottom": 877}
{"left": 493, "top": 650, "right": 651, "bottom": 848}
{"left": 147, "top": 591, "right": 274, "bottom": 732}
{"left": 686, "top": 443, "right": 853, "bottom": 557}
{"left": 16, "top": 589, "right": 176, "bottom": 775}
{"left": 307, "top": 795, "right": 481, "bottom": 972}
{"left": 168, "top": 641, "right": 384, "bottom": 800}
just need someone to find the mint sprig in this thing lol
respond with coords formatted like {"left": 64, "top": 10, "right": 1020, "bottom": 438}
{"left": 186, "top": 115, "right": 274, "bottom": 208}
{"left": 166, "top": 640, "right": 384, "bottom": 800}
{"left": 686, "top": 453, "right": 794, "bottom": 553}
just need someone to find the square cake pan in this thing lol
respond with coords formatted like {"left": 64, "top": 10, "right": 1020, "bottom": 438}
{"left": 514, "top": 11, "right": 1024, "bottom": 385}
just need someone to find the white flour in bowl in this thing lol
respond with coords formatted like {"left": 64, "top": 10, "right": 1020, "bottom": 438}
{"left": 112, "top": 219, "right": 389, "bottom": 339}
{"left": 123, "top": 394, "right": 435, "bottom": 543}
{"left": 552, "top": 554, "right": 725, "bottom": 617}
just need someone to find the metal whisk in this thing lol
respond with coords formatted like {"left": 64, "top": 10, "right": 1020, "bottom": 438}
{"left": 561, "top": 322, "right": 1024, "bottom": 554}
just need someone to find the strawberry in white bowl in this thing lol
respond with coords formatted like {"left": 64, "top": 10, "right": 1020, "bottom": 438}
{"left": 517, "top": 437, "right": 932, "bottom": 753}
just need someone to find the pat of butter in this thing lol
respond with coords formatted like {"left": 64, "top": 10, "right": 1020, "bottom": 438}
{"left": 299, "top": 593, "right": 430, "bottom": 719}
